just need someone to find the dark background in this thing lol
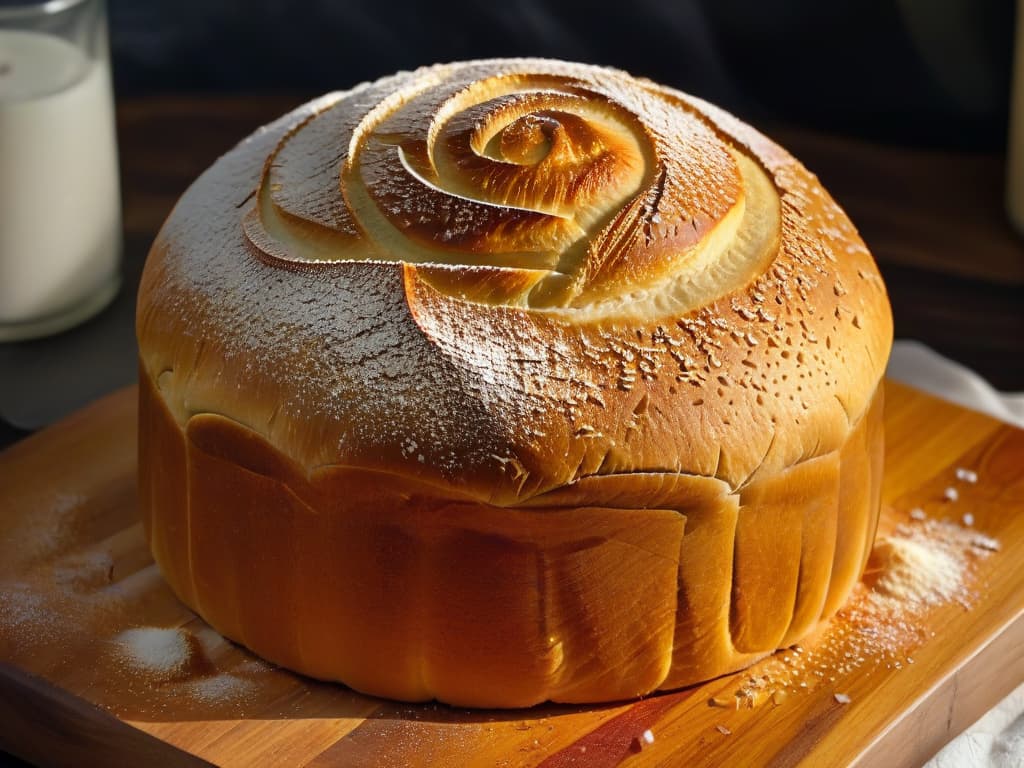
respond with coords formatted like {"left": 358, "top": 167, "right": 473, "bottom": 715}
{"left": 107, "top": 0, "right": 1015, "bottom": 149}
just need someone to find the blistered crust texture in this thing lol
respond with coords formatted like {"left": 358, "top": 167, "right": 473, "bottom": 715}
{"left": 136, "top": 59, "right": 893, "bottom": 706}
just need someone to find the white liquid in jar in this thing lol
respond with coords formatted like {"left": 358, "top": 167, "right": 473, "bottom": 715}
{"left": 0, "top": 30, "right": 121, "bottom": 331}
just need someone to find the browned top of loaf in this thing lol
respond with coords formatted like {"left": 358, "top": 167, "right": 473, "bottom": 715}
{"left": 137, "top": 59, "right": 892, "bottom": 506}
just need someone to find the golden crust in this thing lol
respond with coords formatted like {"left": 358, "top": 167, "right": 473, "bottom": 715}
{"left": 139, "top": 369, "right": 884, "bottom": 707}
{"left": 136, "top": 59, "right": 892, "bottom": 706}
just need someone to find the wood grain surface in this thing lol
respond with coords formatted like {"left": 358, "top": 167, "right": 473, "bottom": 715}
{"left": 0, "top": 381, "right": 1022, "bottom": 767}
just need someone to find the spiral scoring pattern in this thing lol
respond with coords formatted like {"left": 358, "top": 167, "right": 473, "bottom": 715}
{"left": 243, "top": 60, "right": 780, "bottom": 313}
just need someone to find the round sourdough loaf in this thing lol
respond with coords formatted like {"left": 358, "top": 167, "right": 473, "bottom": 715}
{"left": 136, "top": 59, "right": 892, "bottom": 707}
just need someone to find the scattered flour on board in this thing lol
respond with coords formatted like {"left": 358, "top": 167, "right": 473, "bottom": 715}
{"left": 0, "top": 491, "right": 113, "bottom": 649}
{"left": 871, "top": 531, "right": 967, "bottom": 608}
{"left": 0, "top": 584, "right": 59, "bottom": 643}
{"left": 716, "top": 512, "right": 999, "bottom": 710}
{"left": 53, "top": 550, "right": 114, "bottom": 592}
{"left": 113, "top": 626, "right": 262, "bottom": 705}
{"left": 867, "top": 517, "right": 1001, "bottom": 610}
{"left": 116, "top": 627, "right": 195, "bottom": 680}
{"left": 188, "top": 674, "right": 257, "bottom": 704}
{"left": 14, "top": 491, "right": 87, "bottom": 564}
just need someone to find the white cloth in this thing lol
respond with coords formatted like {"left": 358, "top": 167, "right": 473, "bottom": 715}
{"left": 925, "top": 684, "right": 1024, "bottom": 768}
{"left": 887, "top": 340, "right": 1024, "bottom": 429}
{"left": 886, "top": 341, "right": 1024, "bottom": 767}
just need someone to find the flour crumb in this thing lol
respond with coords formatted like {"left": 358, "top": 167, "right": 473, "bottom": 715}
{"left": 970, "top": 534, "right": 1000, "bottom": 552}
{"left": 955, "top": 467, "right": 978, "bottom": 483}
{"left": 870, "top": 530, "right": 965, "bottom": 608}
{"left": 188, "top": 674, "right": 256, "bottom": 704}
{"left": 116, "top": 627, "right": 197, "bottom": 681}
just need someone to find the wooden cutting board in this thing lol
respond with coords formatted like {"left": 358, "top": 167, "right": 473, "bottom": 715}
{"left": 1, "top": 381, "right": 1022, "bottom": 768}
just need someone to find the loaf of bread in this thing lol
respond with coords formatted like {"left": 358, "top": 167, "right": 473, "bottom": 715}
{"left": 136, "top": 59, "right": 892, "bottom": 708}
